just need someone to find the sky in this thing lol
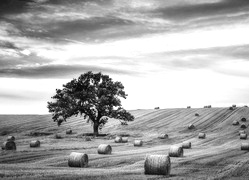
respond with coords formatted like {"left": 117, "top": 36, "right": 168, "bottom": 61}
{"left": 1, "top": 0, "right": 249, "bottom": 114}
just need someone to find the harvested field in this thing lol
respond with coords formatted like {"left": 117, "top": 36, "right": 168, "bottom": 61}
{"left": 1, "top": 107, "right": 249, "bottom": 179}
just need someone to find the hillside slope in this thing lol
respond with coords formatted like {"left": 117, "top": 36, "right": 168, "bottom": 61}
{"left": 1, "top": 107, "right": 249, "bottom": 180}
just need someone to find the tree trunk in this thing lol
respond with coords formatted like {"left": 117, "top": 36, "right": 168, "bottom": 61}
{"left": 93, "top": 121, "right": 99, "bottom": 136}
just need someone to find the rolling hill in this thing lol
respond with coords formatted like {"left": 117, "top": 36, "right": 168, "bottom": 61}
{"left": 1, "top": 107, "right": 249, "bottom": 179}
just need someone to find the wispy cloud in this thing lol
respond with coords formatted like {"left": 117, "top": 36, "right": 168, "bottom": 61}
{"left": 0, "top": 64, "right": 138, "bottom": 78}
{"left": 1, "top": 0, "right": 249, "bottom": 113}
{"left": 0, "top": 91, "right": 37, "bottom": 101}
{"left": 0, "top": 40, "right": 19, "bottom": 49}
{"left": 0, "top": 0, "right": 34, "bottom": 16}
{"left": 1, "top": 0, "right": 249, "bottom": 78}
{"left": 154, "top": 0, "right": 249, "bottom": 21}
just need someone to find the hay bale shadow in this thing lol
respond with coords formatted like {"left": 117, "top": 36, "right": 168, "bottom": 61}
{"left": 26, "top": 131, "right": 53, "bottom": 137}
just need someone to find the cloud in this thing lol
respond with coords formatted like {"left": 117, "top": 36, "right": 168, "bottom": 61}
{"left": 0, "top": 0, "right": 35, "bottom": 16}
{"left": 42, "top": 17, "right": 134, "bottom": 42}
{"left": 134, "top": 44, "right": 249, "bottom": 75}
{"left": 0, "top": 91, "right": 33, "bottom": 100}
{"left": 154, "top": 0, "right": 249, "bottom": 21}
{"left": 1, "top": 0, "right": 249, "bottom": 78}
{"left": 0, "top": 64, "right": 138, "bottom": 79}
{"left": 0, "top": 52, "right": 52, "bottom": 69}
{"left": 42, "top": 0, "right": 112, "bottom": 5}
{"left": 213, "top": 59, "right": 249, "bottom": 78}
{"left": 3, "top": 0, "right": 248, "bottom": 50}
{"left": 0, "top": 40, "right": 19, "bottom": 49}
{"left": 1, "top": 0, "right": 140, "bottom": 43}
{"left": 169, "top": 44, "right": 249, "bottom": 62}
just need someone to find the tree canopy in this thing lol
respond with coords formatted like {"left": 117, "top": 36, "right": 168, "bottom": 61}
{"left": 47, "top": 71, "right": 134, "bottom": 135}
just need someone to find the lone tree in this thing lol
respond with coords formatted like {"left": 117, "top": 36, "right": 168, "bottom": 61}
{"left": 47, "top": 71, "right": 134, "bottom": 136}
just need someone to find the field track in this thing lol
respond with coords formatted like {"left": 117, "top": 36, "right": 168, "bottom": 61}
{"left": 1, "top": 107, "right": 249, "bottom": 179}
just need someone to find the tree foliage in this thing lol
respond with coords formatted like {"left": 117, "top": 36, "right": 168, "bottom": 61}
{"left": 47, "top": 71, "right": 134, "bottom": 135}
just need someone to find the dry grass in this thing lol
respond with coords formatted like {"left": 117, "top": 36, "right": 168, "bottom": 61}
{"left": 1, "top": 107, "right": 249, "bottom": 179}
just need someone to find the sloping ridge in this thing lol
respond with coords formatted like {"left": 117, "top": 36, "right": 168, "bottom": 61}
{"left": 1, "top": 107, "right": 249, "bottom": 179}
{"left": 113, "top": 107, "right": 249, "bottom": 147}
{"left": 0, "top": 107, "right": 248, "bottom": 145}
{"left": 129, "top": 107, "right": 246, "bottom": 133}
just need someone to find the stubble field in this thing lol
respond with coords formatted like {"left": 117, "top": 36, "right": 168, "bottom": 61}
{"left": 1, "top": 107, "right": 249, "bottom": 179}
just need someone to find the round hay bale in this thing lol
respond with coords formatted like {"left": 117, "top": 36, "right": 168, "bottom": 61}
{"left": 114, "top": 136, "right": 122, "bottom": 143}
{"left": 169, "top": 146, "right": 183, "bottom": 157}
{"left": 241, "top": 118, "right": 247, "bottom": 122}
{"left": 198, "top": 133, "right": 206, "bottom": 139}
{"left": 85, "top": 136, "right": 91, "bottom": 141}
{"left": 195, "top": 113, "right": 199, "bottom": 116}
{"left": 68, "top": 152, "right": 88, "bottom": 168}
{"left": 240, "top": 133, "right": 247, "bottom": 139}
{"left": 187, "top": 106, "right": 191, "bottom": 108}
{"left": 239, "top": 130, "right": 245, "bottom": 135}
{"left": 158, "top": 134, "right": 168, "bottom": 139}
{"left": 144, "top": 154, "right": 171, "bottom": 176}
{"left": 54, "top": 133, "right": 62, "bottom": 139}
{"left": 241, "top": 123, "right": 247, "bottom": 129}
{"left": 30, "top": 140, "right": 40, "bottom": 148}
{"left": 121, "top": 137, "right": 128, "bottom": 143}
{"left": 134, "top": 139, "right": 143, "bottom": 147}
{"left": 1, "top": 141, "right": 16, "bottom": 150}
{"left": 188, "top": 124, "right": 195, "bottom": 130}
{"left": 7, "top": 136, "right": 15, "bottom": 142}
{"left": 182, "top": 142, "right": 191, "bottom": 149}
{"left": 232, "top": 120, "right": 239, "bottom": 125}
{"left": 229, "top": 107, "right": 234, "bottom": 110}
{"left": 97, "top": 144, "right": 112, "bottom": 154}
{"left": 232, "top": 104, "right": 236, "bottom": 108}
{"left": 241, "top": 143, "right": 249, "bottom": 150}
{"left": 66, "top": 129, "right": 72, "bottom": 134}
